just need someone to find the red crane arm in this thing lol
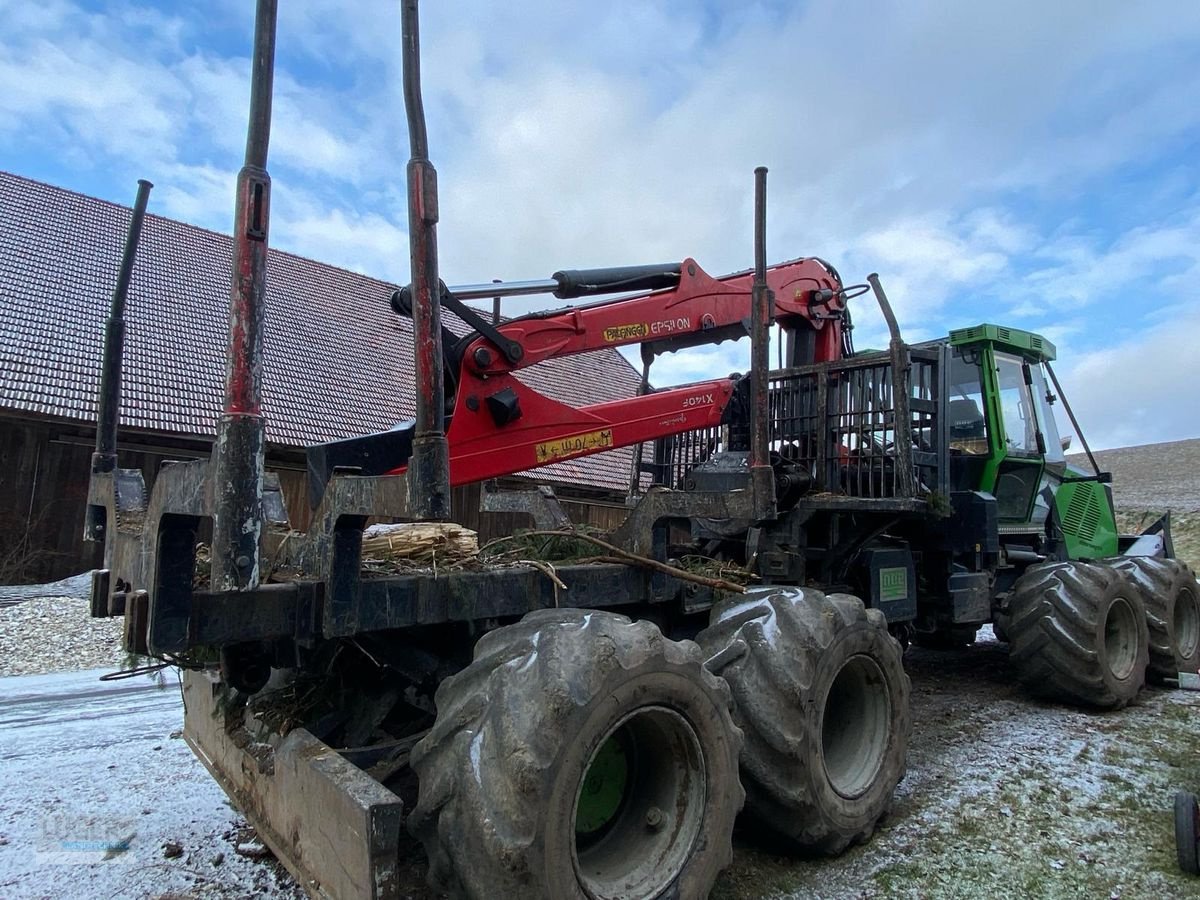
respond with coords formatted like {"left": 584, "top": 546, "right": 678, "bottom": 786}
{"left": 440, "top": 376, "right": 736, "bottom": 485}
{"left": 386, "top": 256, "right": 846, "bottom": 485}
{"left": 462, "top": 256, "right": 845, "bottom": 376}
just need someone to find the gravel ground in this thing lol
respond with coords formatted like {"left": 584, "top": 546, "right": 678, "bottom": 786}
{"left": 0, "top": 573, "right": 125, "bottom": 677}
{"left": 0, "top": 573, "right": 92, "bottom": 607}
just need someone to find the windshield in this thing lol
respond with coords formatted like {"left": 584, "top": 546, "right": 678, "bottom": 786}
{"left": 993, "top": 352, "right": 1039, "bottom": 456}
{"left": 1029, "top": 363, "right": 1066, "bottom": 465}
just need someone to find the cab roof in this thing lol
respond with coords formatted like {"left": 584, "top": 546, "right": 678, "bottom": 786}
{"left": 947, "top": 323, "right": 1057, "bottom": 362}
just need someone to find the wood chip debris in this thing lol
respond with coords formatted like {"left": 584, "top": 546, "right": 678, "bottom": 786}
{"left": 360, "top": 522, "right": 478, "bottom": 564}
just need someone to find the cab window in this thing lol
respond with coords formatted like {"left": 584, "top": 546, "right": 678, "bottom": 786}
{"left": 948, "top": 352, "right": 988, "bottom": 455}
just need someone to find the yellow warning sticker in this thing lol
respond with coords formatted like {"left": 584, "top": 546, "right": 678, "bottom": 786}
{"left": 602, "top": 323, "right": 649, "bottom": 342}
{"left": 535, "top": 429, "right": 614, "bottom": 463}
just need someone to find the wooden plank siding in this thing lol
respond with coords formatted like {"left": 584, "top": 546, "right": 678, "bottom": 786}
{"left": 0, "top": 414, "right": 631, "bottom": 583}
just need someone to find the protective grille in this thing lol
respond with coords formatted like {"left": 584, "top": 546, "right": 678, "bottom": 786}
{"left": 649, "top": 424, "right": 724, "bottom": 491}
{"left": 1062, "top": 485, "right": 1101, "bottom": 545}
{"left": 649, "top": 346, "right": 947, "bottom": 499}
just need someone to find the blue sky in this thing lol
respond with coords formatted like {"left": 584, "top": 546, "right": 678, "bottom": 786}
{"left": 2, "top": 0, "right": 1199, "bottom": 449}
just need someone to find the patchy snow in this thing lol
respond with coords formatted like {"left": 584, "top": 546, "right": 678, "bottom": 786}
{"left": 0, "top": 573, "right": 92, "bottom": 606}
{"left": 0, "top": 667, "right": 301, "bottom": 899}
{"left": 713, "top": 640, "right": 1200, "bottom": 899}
{"left": 0, "top": 573, "right": 126, "bottom": 678}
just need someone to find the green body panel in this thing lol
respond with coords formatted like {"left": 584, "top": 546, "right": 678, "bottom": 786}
{"left": 1053, "top": 478, "right": 1119, "bottom": 559}
{"left": 975, "top": 344, "right": 1006, "bottom": 487}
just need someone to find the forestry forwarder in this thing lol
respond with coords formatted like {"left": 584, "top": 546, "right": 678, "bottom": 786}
{"left": 83, "top": 1, "right": 1196, "bottom": 898}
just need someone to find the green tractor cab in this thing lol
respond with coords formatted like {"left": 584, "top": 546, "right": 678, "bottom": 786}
{"left": 947, "top": 323, "right": 1119, "bottom": 560}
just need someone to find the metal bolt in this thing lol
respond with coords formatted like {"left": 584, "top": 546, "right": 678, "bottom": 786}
{"left": 473, "top": 347, "right": 493, "bottom": 368}
{"left": 236, "top": 554, "right": 251, "bottom": 568}
{"left": 645, "top": 806, "right": 665, "bottom": 831}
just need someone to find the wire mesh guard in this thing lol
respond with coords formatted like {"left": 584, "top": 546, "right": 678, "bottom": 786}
{"left": 649, "top": 348, "right": 946, "bottom": 501}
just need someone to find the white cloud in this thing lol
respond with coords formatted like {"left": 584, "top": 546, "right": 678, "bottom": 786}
{"left": 0, "top": 36, "right": 185, "bottom": 161}
{"left": 154, "top": 163, "right": 237, "bottom": 229}
{"left": 649, "top": 340, "right": 751, "bottom": 389}
{"left": 1056, "top": 308, "right": 1200, "bottom": 450}
{"left": 276, "top": 198, "right": 409, "bottom": 282}
{"left": 1026, "top": 209, "right": 1200, "bottom": 309}
{"left": 2, "top": 0, "right": 1200, "bottom": 449}
{"left": 1006, "top": 300, "right": 1044, "bottom": 320}
{"left": 856, "top": 220, "right": 1008, "bottom": 308}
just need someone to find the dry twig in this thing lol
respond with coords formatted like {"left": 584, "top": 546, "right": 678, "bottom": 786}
{"left": 517, "top": 558, "right": 567, "bottom": 605}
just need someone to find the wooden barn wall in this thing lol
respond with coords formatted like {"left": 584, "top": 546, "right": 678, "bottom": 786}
{"left": 1, "top": 420, "right": 98, "bottom": 582}
{"left": 0, "top": 418, "right": 629, "bottom": 583}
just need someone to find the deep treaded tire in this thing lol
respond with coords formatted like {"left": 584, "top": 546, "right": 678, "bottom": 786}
{"left": 1008, "top": 561, "right": 1148, "bottom": 709}
{"left": 1109, "top": 557, "right": 1200, "bottom": 682}
{"left": 408, "top": 609, "right": 744, "bottom": 900}
{"left": 696, "top": 587, "right": 910, "bottom": 854}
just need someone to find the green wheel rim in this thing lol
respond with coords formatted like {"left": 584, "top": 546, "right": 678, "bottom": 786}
{"left": 576, "top": 733, "right": 630, "bottom": 836}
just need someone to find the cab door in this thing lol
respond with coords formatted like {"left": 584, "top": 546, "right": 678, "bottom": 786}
{"left": 981, "top": 350, "right": 1044, "bottom": 523}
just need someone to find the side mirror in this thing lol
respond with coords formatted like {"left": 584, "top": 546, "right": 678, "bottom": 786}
{"left": 1060, "top": 435, "right": 1072, "bottom": 451}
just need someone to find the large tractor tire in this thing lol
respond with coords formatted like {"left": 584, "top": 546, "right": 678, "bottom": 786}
{"left": 1109, "top": 556, "right": 1200, "bottom": 682}
{"left": 408, "top": 608, "right": 744, "bottom": 900}
{"left": 696, "top": 587, "right": 910, "bottom": 854}
{"left": 1007, "top": 561, "right": 1148, "bottom": 709}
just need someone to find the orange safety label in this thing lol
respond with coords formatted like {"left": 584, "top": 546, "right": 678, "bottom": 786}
{"left": 535, "top": 429, "right": 614, "bottom": 463}
{"left": 602, "top": 323, "right": 649, "bottom": 342}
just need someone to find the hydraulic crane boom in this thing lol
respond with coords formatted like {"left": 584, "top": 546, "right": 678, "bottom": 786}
{"left": 455, "top": 255, "right": 846, "bottom": 373}
{"left": 310, "top": 255, "right": 848, "bottom": 499}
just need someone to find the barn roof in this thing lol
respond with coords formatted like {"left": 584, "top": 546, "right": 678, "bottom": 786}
{"left": 0, "top": 171, "right": 641, "bottom": 491}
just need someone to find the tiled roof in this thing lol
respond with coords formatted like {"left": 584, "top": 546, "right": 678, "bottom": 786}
{"left": 0, "top": 171, "right": 641, "bottom": 491}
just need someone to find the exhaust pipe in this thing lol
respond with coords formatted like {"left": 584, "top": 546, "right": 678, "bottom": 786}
{"left": 85, "top": 178, "right": 153, "bottom": 542}
{"left": 211, "top": 0, "right": 276, "bottom": 590}
{"left": 92, "top": 178, "right": 153, "bottom": 474}
{"left": 867, "top": 274, "right": 915, "bottom": 497}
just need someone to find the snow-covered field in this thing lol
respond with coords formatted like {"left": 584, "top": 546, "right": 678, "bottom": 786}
{"left": 0, "top": 668, "right": 302, "bottom": 900}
